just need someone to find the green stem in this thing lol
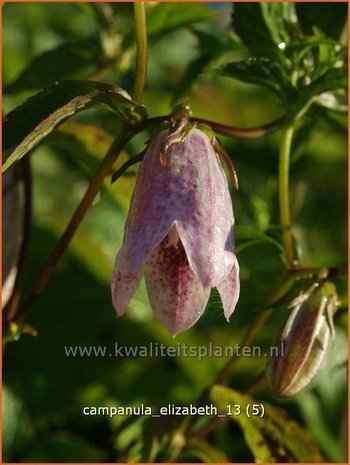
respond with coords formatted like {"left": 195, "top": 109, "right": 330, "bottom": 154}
{"left": 279, "top": 125, "right": 296, "bottom": 269}
{"left": 133, "top": 2, "right": 147, "bottom": 103}
{"left": 13, "top": 129, "right": 134, "bottom": 324}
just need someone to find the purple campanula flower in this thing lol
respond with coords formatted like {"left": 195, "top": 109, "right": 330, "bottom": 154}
{"left": 111, "top": 126, "right": 240, "bottom": 335}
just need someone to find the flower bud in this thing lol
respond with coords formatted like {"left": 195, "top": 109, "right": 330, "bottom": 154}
{"left": 266, "top": 282, "right": 338, "bottom": 397}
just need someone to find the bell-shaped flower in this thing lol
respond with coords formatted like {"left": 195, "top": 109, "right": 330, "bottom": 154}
{"left": 112, "top": 126, "right": 240, "bottom": 335}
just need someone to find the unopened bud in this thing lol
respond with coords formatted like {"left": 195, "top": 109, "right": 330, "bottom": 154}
{"left": 266, "top": 282, "right": 338, "bottom": 397}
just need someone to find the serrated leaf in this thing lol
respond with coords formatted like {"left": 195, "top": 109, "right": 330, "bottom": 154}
{"left": 3, "top": 80, "right": 147, "bottom": 172}
{"left": 4, "top": 41, "right": 102, "bottom": 94}
{"left": 220, "top": 57, "right": 292, "bottom": 99}
{"left": 211, "top": 385, "right": 324, "bottom": 463}
{"left": 232, "top": 4, "right": 284, "bottom": 64}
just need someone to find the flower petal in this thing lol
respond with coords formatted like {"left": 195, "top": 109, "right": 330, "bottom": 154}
{"left": 217, "top": 255, "right": 240, "bottom": 321}
{"left": 111, "top": 256, "right": 142, "bottom": 316}
{"left": 115, "top": 131, "right": 175, "bottom": 275}
{"left": 173, "top": 129, "right": 235, "bottom": 287}
{"left": 116, "top": 128, "right": 235, "bottom": 289}
{"left": 144, "top": 228, "right": 210, "bottom": 336}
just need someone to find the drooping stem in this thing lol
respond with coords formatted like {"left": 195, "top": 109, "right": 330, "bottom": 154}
{"left": 133, "top": 2, "right": 147, "bottom": 103}
{"left": 14, "top": 129, "right": 134, "bottom": 323}
{"left": 192, "top": 115, "right": 285, "bottom": 139}
{"left": 143, "top": 114, "right": 285, "bottom": 140}
{"left": 279, "top": 125, "right": 297, "bottom": 269}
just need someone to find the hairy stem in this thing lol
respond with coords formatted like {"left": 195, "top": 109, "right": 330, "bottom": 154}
{"left": 279, "top": 125, "right": 296, "bottom": 269}
{"left": 133, "top": 2, "right": 147, "bottom": 103}
{"left": 14, "top": 129, "right": 134, "bottom": 323}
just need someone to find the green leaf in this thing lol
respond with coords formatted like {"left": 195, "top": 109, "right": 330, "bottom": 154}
{"left": 147, "top": 3, "right": 217, "bottom": 39}
{"left": 232, "top": 4, "right": 283, "bottom": 63}
{"left": 182, "top": 438, "right": 229, "bottom": 463}
{"left": 77, "top": 3, "right": 115, "bottom": 30}
{"left": 121, "top": 2, "right": 217, "bottom": 51}
{"left": 235, "top": 226, "right": 285, "bottom": 256}
{"left": 232, "top": 3, "right": 302, "bottom": 65}
{"left": 220, "top": 57, "right": 292, "bottom": 99}
{"left": 194, "top": 29, "right": 240, "bottom": 56}
{"left": 4, "top": 42, "right": 102, "bottom": 94}
{"left": 3, "top": 80, "right": 147, "bottom": 172}
{"left": 31, "top": 145, "right": 127, "bottom": 284}
{"left": 49, "top": 120, "right": 136, "bottom": 211}
{"left": 260, "top": 3, "right": 301, "bottom": 47}
{"left": 312, "top": 65, "right": 348, "bottom": 95}
{"left": 211, "top": 385, "right": 325, "bottom": 463}
{"left": 295, "top": 2, "right": 347, "bottom": 40}
{"left": 3, "top": 386, "right": 34, "bottom": 462}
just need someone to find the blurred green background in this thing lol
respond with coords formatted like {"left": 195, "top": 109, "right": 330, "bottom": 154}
{"left": 3, "top": 2, "right": 347, "bottom": 463}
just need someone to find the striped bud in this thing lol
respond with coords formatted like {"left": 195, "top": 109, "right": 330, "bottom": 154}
{"left": 266, "top": 282, "right": 338, "bottom": 397}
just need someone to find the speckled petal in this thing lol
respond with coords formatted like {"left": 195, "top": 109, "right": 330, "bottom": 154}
{"left": 111, "top": 256, "right": 142, "bottom": 315}
{"left": 115, "top": 131, "right": 176, "bottom": 276}
{"left": 116, "top": 128, "right": 235, "bottom": 288}
{"left": 217, "top": 255, "right": 240, "bottom": 321}
{"left": 112, "top": 126, "right": 239, "bottom": 328}
{"left": 144, "top": 227, "right": 210, "bottom": 336}
{"left": 172, "top": 129, "right": 235, "bottom": 288}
